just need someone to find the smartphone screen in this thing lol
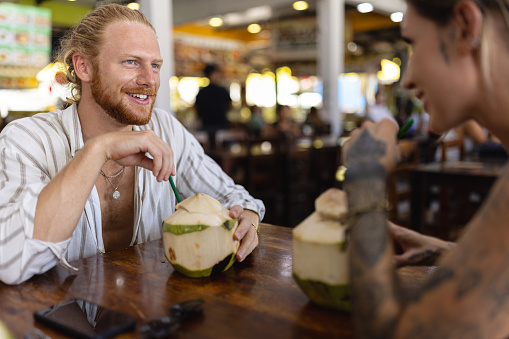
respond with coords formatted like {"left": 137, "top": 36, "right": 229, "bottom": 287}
{"left": 34, "top": 298, "right": 135, "bottom": 339}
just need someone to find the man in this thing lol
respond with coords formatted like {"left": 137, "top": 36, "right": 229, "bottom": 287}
{"left": 0, "top": 4, "right": 264, "bottom": 285}
{"left": 194, "top": 64, "right": 232, "bottom": 149}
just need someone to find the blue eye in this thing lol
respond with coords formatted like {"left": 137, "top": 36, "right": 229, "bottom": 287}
{"left": 126, "top": 60, "right": 135, "bottom": 65}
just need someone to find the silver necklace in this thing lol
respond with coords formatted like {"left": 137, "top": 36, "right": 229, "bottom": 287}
{"left": 100, "top": 166, "right": 125, "bottom": 199}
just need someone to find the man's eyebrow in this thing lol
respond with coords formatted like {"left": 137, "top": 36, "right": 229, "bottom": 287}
{"left": 119, "top": 54, "right": 163, "bottom": 63}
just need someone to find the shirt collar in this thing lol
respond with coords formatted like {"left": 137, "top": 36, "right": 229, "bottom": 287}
{"left": 61, "top": 103, "right": 84, "bottom": 158}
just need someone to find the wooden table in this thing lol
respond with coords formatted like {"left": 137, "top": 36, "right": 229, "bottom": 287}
{"left": 0, "top": 224, "right": 434, "bottom": 339}
{"left": 411, "top": 160, "right": 505, "bottom": 239}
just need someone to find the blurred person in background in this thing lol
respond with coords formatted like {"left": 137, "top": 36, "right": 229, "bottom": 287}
{"left": 458, "top": 119, "right": 507, "bottom": 160}
{"left": 272, "top": 105, "right": 302, "bottom": 139}
{"left": 303, "top": 106, "right": 327, "bottom": 136}
{"left": 194, "top": 63, "right": 232, "bottom": 149}
{"left": 248, "top": 105, "right": 267, "bottom": 137}
{"left": 365, "top": 89, "right": 398, "bottom": 126}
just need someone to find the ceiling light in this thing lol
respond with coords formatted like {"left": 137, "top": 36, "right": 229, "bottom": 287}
{"left": 127, "top": 2, "right": 139, "bottom": 10}
{"left": 293, "top": 1, "right": 309, "bottom": 11}
{"left": 390, "top": 12, "right": 404, "bottom": 22}
{"left": 245, "top": 6, "right": 272, "bottom": 20}
{"left": 347, "top": 42, "right": 358, "bottom": 52}
{"left": 247, "top": 23, "right": 261, "bottom": 34}
{"left": 209, "top": 17, "right": 223, "bottom": 27}
{"left": 357, "top": 3, "right": 374, "bottom": 13}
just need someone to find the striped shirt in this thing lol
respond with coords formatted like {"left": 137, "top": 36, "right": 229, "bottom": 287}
{"left": 0, "top": 104, "right": 265, "bottom": 285}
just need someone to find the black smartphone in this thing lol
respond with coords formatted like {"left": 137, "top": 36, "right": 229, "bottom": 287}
{"left": 33, "top": 298, "right": 135, "bottom": 339}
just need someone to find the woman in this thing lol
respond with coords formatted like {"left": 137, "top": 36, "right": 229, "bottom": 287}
{"left": 343, "top": 1, "right": 509, "bottom": 338}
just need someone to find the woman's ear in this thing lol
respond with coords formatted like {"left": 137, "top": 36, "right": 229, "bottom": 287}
{"left": 454, "top": 0, "right": 484, "bottom": 53}
{"left": 72, "top": 53, "right": 92, "bottom": 82}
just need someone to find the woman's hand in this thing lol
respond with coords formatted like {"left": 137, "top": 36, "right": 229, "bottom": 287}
{"left": 389, "top": 222, "right": 455, "bottom": 267}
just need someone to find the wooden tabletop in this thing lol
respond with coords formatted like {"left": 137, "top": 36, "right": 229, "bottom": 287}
{"left": 410, "top": 160, "right": 505, "bottom": 237}
{"left": 0, "top": 224, "right": 434, "bottom": 339}
{"left": 412, "top": 160, "right": 504, "bottom": 178}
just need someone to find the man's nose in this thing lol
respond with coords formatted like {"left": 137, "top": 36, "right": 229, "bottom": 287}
{"left": 137, "top": 64, "right": 157, "bottom": 87}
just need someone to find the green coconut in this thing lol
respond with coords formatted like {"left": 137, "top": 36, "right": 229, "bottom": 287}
{"left": 292, "top": 188, "right": 351, "bottom": 311}
{"left": 0, "top": 319, "right": 13, "bottom": 339}
{"left": 163, "top": 193, "right": 239, "bottom": 278}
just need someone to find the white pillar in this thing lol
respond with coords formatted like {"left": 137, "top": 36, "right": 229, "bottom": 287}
{"left": 139, "top": 0, "right": 175, "bottom": 115}
{"left": 317, "top": 0, "right": 344, "bottom": 138}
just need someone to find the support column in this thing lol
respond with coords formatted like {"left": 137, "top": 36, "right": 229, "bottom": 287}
{"left": 139, "top": 0, "right": 175, "bottom": 114}
{"left": 317, "top": 0, "right": 344, "bottom": 138}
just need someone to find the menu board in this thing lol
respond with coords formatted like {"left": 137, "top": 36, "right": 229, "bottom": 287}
{"left": 0, "top": 3, "right": 51, "bottom": 67}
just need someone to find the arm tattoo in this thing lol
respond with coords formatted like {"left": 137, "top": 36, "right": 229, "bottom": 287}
{"left": 408, "top": 249, "right": 441, "bottom": 266}
{"left": 407, "top": 267, "right": 454, "bottom": 303}
{"left": 345, "top": 129, "right": 401, "bottom": 338}
{"left": 345, "top": 129, "right": 387, "bottom": 170}
{"left": 439, "top": 38, "right": 450, "bottom": 65}
{"left": 456, "top": 270, "right": 482, "bottom": 299}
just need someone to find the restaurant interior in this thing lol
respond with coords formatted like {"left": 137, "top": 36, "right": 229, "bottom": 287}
{"left": 1, "top": 0, "right": 506, "bottom": 239}
{"left": 3, "top": 0, "right": 509, "bottom": 338}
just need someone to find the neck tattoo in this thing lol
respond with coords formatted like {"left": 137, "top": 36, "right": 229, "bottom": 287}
{"left": 100, "top": 166, "right": 126, "bottom": 199}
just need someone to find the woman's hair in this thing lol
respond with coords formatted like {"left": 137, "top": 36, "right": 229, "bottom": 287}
{"left": 55, "top": 4, "right": 156, "bottom": 103}
{"left": 405, "top": 0, "right": 506, "bottom": 26}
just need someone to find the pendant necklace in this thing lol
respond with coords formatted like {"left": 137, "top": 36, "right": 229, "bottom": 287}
{"left": 100, "top": 166, "right": 126, "bottom": 199}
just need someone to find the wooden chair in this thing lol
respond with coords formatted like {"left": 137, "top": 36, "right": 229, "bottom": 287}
{"left": 215, "top": 129, "right": 248, "bottom": 151}
{"left": 283, "top": 144, "right": 319, "bottom": 227}
{"left": 244, "top": 135, "right": 285, "bottom": 225}
{"left": 387, "top": 139, "right": 420, "bottom": 226}
{"left": 440, "top": 137, "right": 465, "bottom": 162}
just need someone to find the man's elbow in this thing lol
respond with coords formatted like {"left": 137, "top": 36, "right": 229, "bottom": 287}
{"left": 0, "top": 270, "right": 29, "bottom": 285}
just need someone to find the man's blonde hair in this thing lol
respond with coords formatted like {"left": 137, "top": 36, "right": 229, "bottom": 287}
{"left": 55, "top": 4, "right": 156, "bottom": 103}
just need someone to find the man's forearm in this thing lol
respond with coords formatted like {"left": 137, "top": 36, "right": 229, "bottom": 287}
{"left": 33, "top": 140, "right": 105, "bottom": 242}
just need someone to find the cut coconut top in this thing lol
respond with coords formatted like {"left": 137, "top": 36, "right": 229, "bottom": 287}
{"left": 165, "top": 208, "right": 231, "bottom": 227}
{"left": 176, "top": 193, "right": 223, "bottom": 214}
{"left": 315, "top": 188, "right": 348, "bottom": 220}
{"left": 293, "top": 212, "right": 345, "bottom": 244}
{"left": 165, "top": 193, "right": 232, "bottom": 227}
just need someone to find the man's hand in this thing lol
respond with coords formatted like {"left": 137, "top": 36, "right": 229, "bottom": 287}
{"left": 90, "top": 130, "right": 176, "bottom": 182}
{"left": 229, "top": 206, "right": 260, "bottom": 262}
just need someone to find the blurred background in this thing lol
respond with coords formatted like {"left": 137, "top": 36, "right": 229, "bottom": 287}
{"left": 0, "top": 0, "right": 409, "bottom": 132}
{"left": 3, "top": 0, "right": 450, "bottom": 231}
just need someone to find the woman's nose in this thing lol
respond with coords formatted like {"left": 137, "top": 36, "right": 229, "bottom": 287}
{"left": 402, "top": 58, "right": 415, "bottom": 90}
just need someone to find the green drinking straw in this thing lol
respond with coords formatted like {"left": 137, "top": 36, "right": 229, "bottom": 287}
{"left": 397, "top": 118, "right": 414, "bottom": 140}
{"left": 169, "top": 176, "right": 181, "bottom": 203}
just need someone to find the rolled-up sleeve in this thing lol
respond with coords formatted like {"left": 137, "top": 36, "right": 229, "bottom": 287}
{"left": 0, "top": 120, "right": 71, "bottom": 285}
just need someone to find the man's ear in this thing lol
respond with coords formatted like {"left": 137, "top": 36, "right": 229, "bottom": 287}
{"left": 454, "top": 0, "right": 483, "bottom": 53}
{"left": 72, "top": 53, "right": 92, "bottom": 82}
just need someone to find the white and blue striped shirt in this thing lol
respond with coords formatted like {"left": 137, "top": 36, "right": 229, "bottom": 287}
{"left": 0, "top": 103, "right": 265, "bottom": 284}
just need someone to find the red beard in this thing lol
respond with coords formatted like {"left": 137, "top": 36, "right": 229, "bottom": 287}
{"left": 91, "top": 72, "right": 157, "bottom": 126}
